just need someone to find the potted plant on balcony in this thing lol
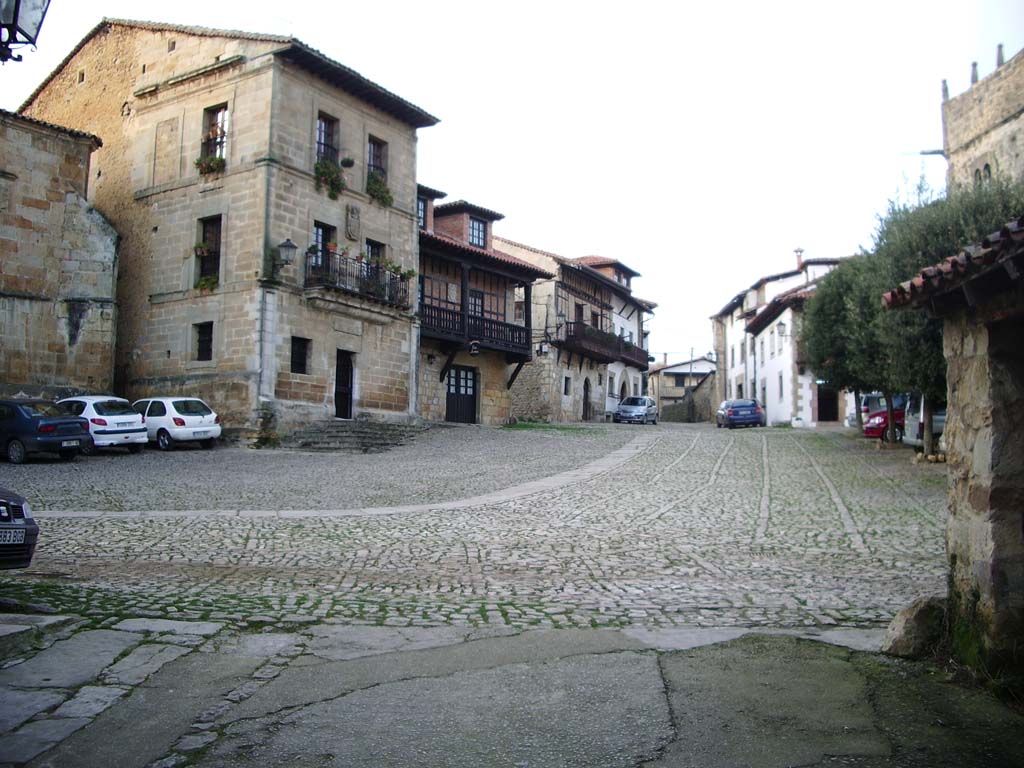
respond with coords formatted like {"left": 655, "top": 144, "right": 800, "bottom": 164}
{"left": 195, "top": 275, "right": 219, "bottom": 292}
{"left": 365, "top": 170, "right": 394, "bottom": 207}
{"left": 194, "top": 155, "right": 226, "bottom": 176}
{"left": 314, "top": 160, "right": 346, "bottom": 200}
{"left": 194, "top": 242, "right": 213, "bottom": 258}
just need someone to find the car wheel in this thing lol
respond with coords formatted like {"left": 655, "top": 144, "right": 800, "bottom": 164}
{"left": 728, "top": 423, "right": 735, "bottom": 430}
{"left": 6, "top": 439, "right": 27, "bottom": 464}
{"left": 128, "top": 444, "right": 144, "bottom": 454}
{"left": 896, "top": 425, "right": 905, "bottom": 442}
{"left": 201, "top": 438, "right": 215, "bottom": 450}
{"left": 59, "top": 449, "right": 77, "bottom": 461}
{"left": 80, "top": 440, "right": 97, "bottom": 456}
{"left": 652, "top": 416, "right": 658, "bottom": 425}
{"left": 157, "top": 429, "right": 174, "bottom": 451}
{"left": 716, "top": 422, "right": 721, "bottom": 429}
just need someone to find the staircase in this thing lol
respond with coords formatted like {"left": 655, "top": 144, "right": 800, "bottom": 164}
{"left": 280, "top": 419, "right": 431, "bottom": 453}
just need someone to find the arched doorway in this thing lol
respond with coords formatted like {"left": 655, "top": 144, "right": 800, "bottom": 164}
{"left": 620, "top": 380, "right": 628, "bottom": 401}
{"left": 582, "top": 377, "right": 592, "bottom": 421}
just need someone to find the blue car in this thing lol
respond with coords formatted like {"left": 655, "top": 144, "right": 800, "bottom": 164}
{"left": 0, "top": 399, "right": 92, "bottom": 464}
{"left": 0, "top": 487, "right": 39, "bottom": 569}
{"left": 716, "top": 399, "right": 766, "bottom": 429}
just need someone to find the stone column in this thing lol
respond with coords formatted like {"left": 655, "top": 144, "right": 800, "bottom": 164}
{"left": 943, "top": 311, "right": 1024, "bottom": 674}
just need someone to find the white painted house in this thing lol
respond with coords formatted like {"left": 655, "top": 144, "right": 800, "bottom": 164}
{"left": 711, "top": 252, "right": 846, "bottom": 427}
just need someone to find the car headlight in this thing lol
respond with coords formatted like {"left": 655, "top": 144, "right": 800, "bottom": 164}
{"left": 21, "top": 500, "right": 33, "bottom": 520}
{"left": 868, "top": 416, "right": 884, "bottom": 426}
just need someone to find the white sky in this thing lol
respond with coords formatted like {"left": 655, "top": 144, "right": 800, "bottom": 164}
{"left": 3, "top": 1, "right": 1022, "bottom": 364}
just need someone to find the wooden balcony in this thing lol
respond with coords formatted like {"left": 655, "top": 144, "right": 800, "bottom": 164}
{"left": 305, "top": 251, "right": 410, "bottom": 309}
{"left": 420, "top": 303, "right": 531, "bottom": 357}
{"left": 557, "top": 322, "right": 650, "bottom": 369}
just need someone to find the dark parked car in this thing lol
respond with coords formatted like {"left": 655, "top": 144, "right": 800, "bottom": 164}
{"left": 0, "top": 487, "right": 39, "bottom": 569}
{"left": 716, "top": 399, "right": 766, "bottom": 429}
{"left": 0, "top": 399, "right": 92, "bottom": 464}
{"left": 614, "top": 396, "right": 658, "bottom": 425}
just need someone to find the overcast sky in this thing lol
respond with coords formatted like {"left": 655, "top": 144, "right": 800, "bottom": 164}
{"left": 4, "top": 1, "right": 1022, "bottom": 364}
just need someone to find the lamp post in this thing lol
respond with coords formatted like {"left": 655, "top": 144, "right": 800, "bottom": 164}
{"left": 1, "top": 0, "right": 50, "bottom": 63}
{"left": 274, "top": 238, "right": 297, "bottom": 278}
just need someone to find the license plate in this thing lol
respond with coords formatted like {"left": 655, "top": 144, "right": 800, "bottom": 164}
{"left": 742, "top": 410, "right": 752, "bottom": 415}
{"left": 193, "top": 430, "right": 209, "bottom": 437}
{"left": 0, "top": 529, "right": 25, "bottom": 544}
{"left": 61, "top": 440, "right": 79, "bottom": 447}
{"left": 117, "top": 421, "right": 132, "bottom": 427}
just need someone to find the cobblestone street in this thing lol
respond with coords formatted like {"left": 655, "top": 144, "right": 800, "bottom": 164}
{"left": 0, "top": 424, "right": 948, "bottom": 632}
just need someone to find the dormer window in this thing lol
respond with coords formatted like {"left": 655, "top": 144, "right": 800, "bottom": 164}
{"left": 468, "top": 217, "right": 486, "bottom": 248}
{"left": 417, "top": 197, "right": 427, "bottom": 229}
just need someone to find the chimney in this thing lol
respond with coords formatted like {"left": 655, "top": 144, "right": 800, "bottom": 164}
{"left": 794, "top": 247, "right": 804, "bottom": 271}
{"left": 971, "top": 62, "right": 979, "bottom": 84}
{"left": 997, "top": 44, "right": 1004, "bottom": 67}
{"left": 941, "top": 79, "right": 949, "bottom": 102}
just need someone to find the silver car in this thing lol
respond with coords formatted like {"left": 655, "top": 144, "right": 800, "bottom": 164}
{"left": 614, "top": 396, "right": 658, "bottom": 425}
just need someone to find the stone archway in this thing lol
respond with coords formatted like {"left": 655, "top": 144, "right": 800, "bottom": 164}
{"left": 620, "top": 380, "right": 628, "bottom": 401}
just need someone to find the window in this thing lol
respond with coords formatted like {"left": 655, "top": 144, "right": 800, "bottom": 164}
{"left": 167, "top": 40, "right": 176, "bottom": 53}
{"left": 196, "top": 216, "right": 222, "bottom": 284}
{"left": 311, "top": 221, "right": 336, "bottom": 269}
{"left": 194, "top": 322, "right": 214, "bottom": 362}
{"left": 291, "top": 336, "right": 311, "bottom": 375}
{"left": 365, "top": 238, "right": 385, "bottom": 263}
{"left": 760, "top": 379, "right": 766, "bottom": 406}
{"left": 563, "top": 376, "right": 571, "bottom": 396}
{"left": 778, "top": 372, "right": 784, "bottom": 402}
{"left": 468, "top": 217, "right": 486, "bottom": 248}
{"left": 316, "top": 113, "right": 339, "bottom": 164}
{"left": 468, "top": 289, "right": 484, "bottom": 317}
{"left": 417, "top": 197, "right": 427, "bottom": 229}
{"left": 769, "top": 329, "right": 775, "bottom": 357}
{"left": 201, "top": 104, "right": 228, "bottom": 160}
{"left": 760, "top": 339, "right": 765, "bottom": 361}
{"left": 740, "top": 340, "right": 746, "bottom": 362}
{"left": 367, "top": 136, "right": 387, "bottom": 179}
{"left": 730, "top": 346, "right": 735, "bottom": 367}
{"left": 591, "top": 310, "right": 600, "bottom": 328}
{"left": 609, "top": 373, "right": 616, "bottom": 393}
{"left": 674, "top": 374, "right": 688, "bottom": 387}
{"left": 514, "top": 300, "right": 525, "bottom": 323}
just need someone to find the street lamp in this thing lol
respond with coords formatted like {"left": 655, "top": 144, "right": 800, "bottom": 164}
{"left": 272, "top": 238, "right": 297, "bottom": 278}
{"left": 1, "top": 0, "right": 50, "bottom": 63}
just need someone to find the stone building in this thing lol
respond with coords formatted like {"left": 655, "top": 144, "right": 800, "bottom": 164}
{"left": 494, "top": 237, "right": 653, "bottom": 422}
{"left": 415, "top": 187, "right": 550, "bottom": 424}
{"left": 18, "top": 19, "right": 437, "bottom": 436}
{"left": 0, "top": 110, "right": 118, "bottom": 396}
{"left": 571, "top": 257, "right": 655, "bottom": 419}
{"left": 649, "top": 356, "right": 716, "bottom": 421}
{"left": 942, "top": 45, "right": 1024, "bottom": 186}
{"left": 711, "top": 251, "right": 841, "bottom": 425}
{"left": 883, "top": 217, "right": 1024, "bottom": 678}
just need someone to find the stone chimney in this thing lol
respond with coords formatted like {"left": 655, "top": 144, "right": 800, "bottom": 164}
{"left": 941, "top": 79, "right": 949, "bottom": 102}
{"left": 794, "top": 247, "right": 804, "bottom": 271}
{"left": 997, "top": 44, "right": 1004, "bottom": 67}
{"left": 971, "top": 61, "right": 979, "bottom": 84}
{"left": 663, "top": 353, "right": 668, "bottom": 365}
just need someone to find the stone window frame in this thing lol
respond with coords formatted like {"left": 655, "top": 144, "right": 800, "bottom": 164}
{"left": 563, "top": 376, "right": 571, "bottom": 397}
{"left": 367, "top": 135, "right": 387, "bottom": 181}
{"left": 290, "top": 336, "right": 312, "bottom": 376}
{"left": 195, "top": 215, "right": 223, "bottom": 286}
{"left": 316, "top": 112, "right": 340, "bottom": 165}
{"left": 190, "top": 320, "right": 216, "bottom": 366}
{"left": 365, "top": 238, "right": 386, "bottom": 262}
{"left": 201, "top": 103, "right": 229, "bottom": 161}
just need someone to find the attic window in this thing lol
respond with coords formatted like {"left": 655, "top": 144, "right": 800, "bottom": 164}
{"left": 168, "top": 40, "right": 176, "bottom": 53}
{"left": 77, "top": 71, "right": 85, "bottom": 84}
{"left": 141, "top": 64, "right": 147, "bottom": 74}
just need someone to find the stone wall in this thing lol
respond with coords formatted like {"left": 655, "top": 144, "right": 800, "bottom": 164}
{"left": 417, "top": 341, "right": 515, "bottom": 425}
{"left": 0, "top": 112, "right": 118, "bottom": 394}
{"left": 942, "top": 284, "right": 1024, "bottom": 673}
{"left": 943, "top": 47, "right": 1024, "bottom": 185}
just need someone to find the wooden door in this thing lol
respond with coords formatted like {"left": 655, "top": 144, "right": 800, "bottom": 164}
{"left": 335, "top": 350, "right": 353, "bottom": 419}
{"left": 446, "top": 366, "right": 477, "bottom": 424}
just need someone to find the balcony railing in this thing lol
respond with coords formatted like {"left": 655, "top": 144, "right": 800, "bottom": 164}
{"left": 559, "top": 322, "right": 649, "bottom": 368}
{"left": 420, "top": 303, "right": 530, "bottom": 356}
{"left": 305, "top": 251, "right": 410, "bottom": 308}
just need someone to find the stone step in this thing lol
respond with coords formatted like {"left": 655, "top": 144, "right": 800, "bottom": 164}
{"left": 280, "top": 420, "right": 430, "bottom": 453}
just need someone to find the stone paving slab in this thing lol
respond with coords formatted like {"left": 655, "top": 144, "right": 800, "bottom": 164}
{"left": 0, "top": 687, "right": 65, "bottom": 733}
{"left": 0, "top": 630, "right": 142, "bottom": 689}
{"left": 111, "top": 618, "right": 223, "bottom": 636}
{"left": 101, "top": 644, "right": 191, "bottom": 686}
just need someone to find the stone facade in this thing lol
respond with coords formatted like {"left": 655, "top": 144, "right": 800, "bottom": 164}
{"left": 0, "top": 110, "right": 118, "bottom": 396}
{"left": 943, "top": 46, "right": 1024, "bottom": 186}
{"left": 496, "top": 238, "right": 652, "bottom": 423}
{"left": 649, "top": 357, "right": 716, "bottom": 421}
{"left": 19, "top": 20, "right": 436, "bottom": 437}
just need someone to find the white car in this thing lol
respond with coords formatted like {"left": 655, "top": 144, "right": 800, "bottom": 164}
{"left": 57, "top": 396, "right": 147, "bottom": 455}
{"left": 131, "top": 397, "right": 222, "bottom": 451}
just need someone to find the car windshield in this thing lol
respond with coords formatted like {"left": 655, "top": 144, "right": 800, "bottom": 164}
{"left": 621, "top": 397, "right": 646, "bottom": 406}
{"left": 729, "top": 400, "right": 757, "bottom": 407}
{"left": 17, "top": 402, "right": 62, "bottom": 418}
{"left": 94, "top": 401, "right": 135, "bottom": 416}
{"left": 173, "top": 400, "right": 212, "bottom": 416}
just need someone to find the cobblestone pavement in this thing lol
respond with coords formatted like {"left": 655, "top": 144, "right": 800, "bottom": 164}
{"left": 0, "top": 424, "right": 948, "bottom": 632}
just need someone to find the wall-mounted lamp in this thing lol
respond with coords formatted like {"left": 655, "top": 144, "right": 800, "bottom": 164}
{"left": 776, "top": 321, "right": 788, "bottom": 338}
{"left": 1, "top": 0, "right": 51, "bottom": 63}
{"left": 271, "top": 238, "right": 297, "bottom": 279}
{"left": 468, "top": 340, "right": 481, "bottom": 357}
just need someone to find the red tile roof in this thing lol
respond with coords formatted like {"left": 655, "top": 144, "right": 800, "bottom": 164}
{"left": 573, "top": 256, "right": 641, "bottom": 278}
{"left": 434, "top": 200, "right": 504, "bottom": 221}
{"left": 745, "top": 280, "right": 819, "bottom": 335}
{"left": 882, "top": 217, "right": 1024, "bottom": 310}
{"left": 420, "top": 231, "right": 553, "bottom": 279}
{"left": 0, "top": 109, "right": 101, "bottom": 146}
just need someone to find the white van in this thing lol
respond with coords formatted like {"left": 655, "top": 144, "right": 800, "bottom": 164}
{"left": 903, "top": 393, "right": 946, "bottom": 449}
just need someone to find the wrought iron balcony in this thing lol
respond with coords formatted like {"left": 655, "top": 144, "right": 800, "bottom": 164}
{"left": 305, "top": 251, "right": 410, "bottom": 308}
{"left": 420, "top": 303, "right": 530, "bottom": 356}
{"left": 619, "top": 340, "right": 650, "bottom": 370}
{"left": 559, "top": 322, "right": 621, "bottom": 363}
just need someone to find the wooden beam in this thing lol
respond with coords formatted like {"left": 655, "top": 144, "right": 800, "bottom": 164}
{"left": 438, "top": 348, "right": 458, "bottom": 383}
{"left": 506, "top": 360, "right": 525, "bottom": 390}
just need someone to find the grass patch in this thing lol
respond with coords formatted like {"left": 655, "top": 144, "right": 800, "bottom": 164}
{"left": 503, "top": 422, "right": 591, "bottom": 433}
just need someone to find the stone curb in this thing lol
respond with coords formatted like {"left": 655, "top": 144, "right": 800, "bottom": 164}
{"left": 36, "top": 433, "right": 660, "bottom": 520}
